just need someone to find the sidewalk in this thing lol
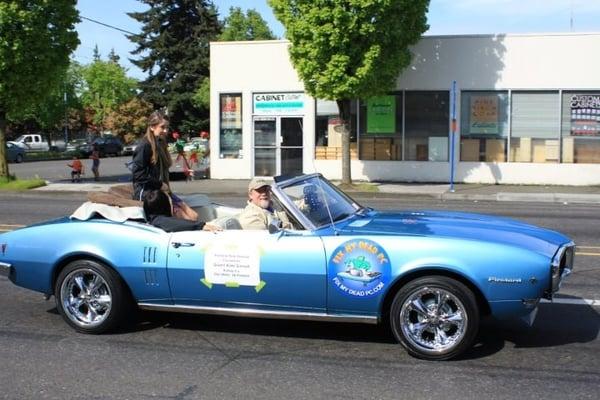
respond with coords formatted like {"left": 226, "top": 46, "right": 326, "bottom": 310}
{"left": 376, "top": 183, "right": 600, "bottom": 204}
{"left": 34, "top": 179, "right": 600, "bottom": 205}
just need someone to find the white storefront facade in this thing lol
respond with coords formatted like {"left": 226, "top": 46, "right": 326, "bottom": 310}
{"left": 209, "top": 33, "right": 600, "bottom": 185}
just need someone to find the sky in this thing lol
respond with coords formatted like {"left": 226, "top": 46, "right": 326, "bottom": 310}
{"left": 74, "top": 0, "right": 600, "bottom": 80}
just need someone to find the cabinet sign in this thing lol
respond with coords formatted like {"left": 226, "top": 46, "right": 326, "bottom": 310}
{"left": 570, "top": 94, "right": 600, "bottom": 136}
{"left": 253, "top": 93, "right": 304, "bottom": 115}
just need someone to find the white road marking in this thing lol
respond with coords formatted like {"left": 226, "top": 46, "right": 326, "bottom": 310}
{"left": 541, "top": 298, "right": 600, "bottom": 307}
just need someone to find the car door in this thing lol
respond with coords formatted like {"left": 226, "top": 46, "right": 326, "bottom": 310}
{"left": 167, "top": 229, "right": 327, "bottom": 311}
{"left": 32, "top": 135, "right": 42, "bottom": 150}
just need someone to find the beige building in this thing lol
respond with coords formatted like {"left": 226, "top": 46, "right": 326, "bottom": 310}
{"left": 209, "top": 33, "right": 600, "bottom": 185}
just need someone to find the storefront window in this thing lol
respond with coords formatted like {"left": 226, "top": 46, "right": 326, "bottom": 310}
{"left": 359, "top": 94, "right": 402, "bottom": 160}
{"left": 219, "top": 93, "right": 243, "bottom": 159}
{"left": 561, "top": 92, "right": 600, "bottom": 164}
{"left": 460, "top": 91, "right": 509, "bottom": 162}
{"left": 510, "top": 92, "right": 559, "bottom": 163}
{"left": 315, "top": 99, "right": 357, "bottom": 160}
{"left": 405, "top": 91, "right": 449, "bottom": 161}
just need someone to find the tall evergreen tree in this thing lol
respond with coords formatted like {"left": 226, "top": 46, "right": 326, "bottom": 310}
{"left": 128, "top": 0, "right": 221, "bottom": 133}
{"left": 108, "top": 48, "right": 121, "bottom": 63}
{"left": 93, "top": 44, "right": 101, "bottom": 61}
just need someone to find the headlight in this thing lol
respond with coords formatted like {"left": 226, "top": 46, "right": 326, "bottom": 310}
{"left": 545, "top": 242, "right": 575, "bottom": 299}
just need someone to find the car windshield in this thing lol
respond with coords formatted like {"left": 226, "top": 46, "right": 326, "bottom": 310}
{"left": 278, "top": 175, "right": 362, "bottom": 228}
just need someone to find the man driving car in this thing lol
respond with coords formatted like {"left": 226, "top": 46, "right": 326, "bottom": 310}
{"left": 238, "top": 178, "right": 292, "bottom": 230}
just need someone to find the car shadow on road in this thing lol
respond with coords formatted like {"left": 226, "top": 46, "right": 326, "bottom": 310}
{"left": 45, "top": 299, "right": 597, "bottom": 360}
{"left": 133, "top": 310, "right": 397, "bottom": 344}
{"left": 459, "top": 301, "right": 600, "bottom": 360}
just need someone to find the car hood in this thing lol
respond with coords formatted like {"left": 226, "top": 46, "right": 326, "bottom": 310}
{"left": 339, "top": 210, "right": 569, "bottom": 258}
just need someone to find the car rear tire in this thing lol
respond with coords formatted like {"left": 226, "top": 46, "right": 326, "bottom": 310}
{"left": 390, "top": 276, "right": 479, "bottom": 360}
{"left": 54, "top": 260, "right": 132, "bottom": 334}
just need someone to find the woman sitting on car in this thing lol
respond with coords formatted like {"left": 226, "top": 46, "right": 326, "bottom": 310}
{"left": 131, "top": 110, "right": 197, "bottom": 221}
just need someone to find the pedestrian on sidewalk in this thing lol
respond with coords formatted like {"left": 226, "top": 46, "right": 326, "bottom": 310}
{"left": 173, "top": 131, "right": 194, "bottom": 181}
{"left": 90, "top": 144, "right": 100, "bottom": 181}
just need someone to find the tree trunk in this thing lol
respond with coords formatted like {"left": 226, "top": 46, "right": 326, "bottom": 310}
{"left": 336, "top": 99, "right": 352, "bottom": 185}
{"left": 0, "top": 108, "right": 10, "bottom": 179}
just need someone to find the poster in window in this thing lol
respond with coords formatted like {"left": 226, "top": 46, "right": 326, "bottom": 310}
{"left": 220, "top": 94, "right": 242, "bottom": 158}
{"left": 570, "top": 94, "right": 600, "bottom": 136}
{"left": 470, "top": 95, "right": 498, "bottom": 134}
{"left": 221, "top": 94, "right": 242, "bottom": 130}
{"left": 366, "top": 96, "right": 396, "bottom": 134}
{"left": 327, "top": 117, "right": 343, "bottom": 147}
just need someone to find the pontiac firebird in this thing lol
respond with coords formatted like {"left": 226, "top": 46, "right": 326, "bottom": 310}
{"left": 0, "top": 174, "right": 575, "bottom": 360}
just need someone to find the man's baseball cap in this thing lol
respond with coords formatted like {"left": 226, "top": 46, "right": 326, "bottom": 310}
{"left": 248, "top": 177, "right": 272, "bottom": 191}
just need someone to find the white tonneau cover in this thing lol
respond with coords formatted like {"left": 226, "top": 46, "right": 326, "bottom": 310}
{"left": 70, "top": 202, "right": 145, "bottom": 223}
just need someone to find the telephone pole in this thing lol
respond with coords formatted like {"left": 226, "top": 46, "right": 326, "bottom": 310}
{"left": 64, "top": 88, "right": 69, "bottom": 144}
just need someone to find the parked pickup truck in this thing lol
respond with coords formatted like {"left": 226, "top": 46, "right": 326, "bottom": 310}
{"left": 9, "top": 134, "right": 66, "bottom": 152}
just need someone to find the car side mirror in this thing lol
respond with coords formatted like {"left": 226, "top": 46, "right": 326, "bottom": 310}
{"left": 268, "top": 218, "right": 282, "bottom": 234}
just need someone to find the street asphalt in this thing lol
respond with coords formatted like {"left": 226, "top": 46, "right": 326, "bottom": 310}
{"left": 34, "top": 178, "right": 600, "bottom": 204}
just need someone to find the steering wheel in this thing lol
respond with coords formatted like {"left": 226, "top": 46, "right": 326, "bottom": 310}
{"left": 303, "top": 185, "right": 322, "bottom": 211}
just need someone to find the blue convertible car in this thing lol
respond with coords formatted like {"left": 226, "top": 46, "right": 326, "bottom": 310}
{"left": 0, "top": 174, "right": 575, "bottom": 360}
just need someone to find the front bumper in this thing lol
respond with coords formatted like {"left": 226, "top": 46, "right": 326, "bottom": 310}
{"left": 0, "top": 261, "right": 12, "bottom": 278}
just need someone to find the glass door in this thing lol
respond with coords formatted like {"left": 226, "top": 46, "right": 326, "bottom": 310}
{"left": 280, "top": 117, "right": 303, "bottom": 176}
{"left": 254, "top": 117, "right": 277, "bottom": 176}
{"left": 253, "top": 116, "right": 303, "bottom": 176}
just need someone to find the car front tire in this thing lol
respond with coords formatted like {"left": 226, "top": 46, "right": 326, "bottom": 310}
{"left": 54, "top": 260, "right": 132, "bottom": 334}
{"left": 390, "top": 276, "right": 479, "bottom": 360}
{"left": 15, "top": 154, "right": 23, "bottom": 163}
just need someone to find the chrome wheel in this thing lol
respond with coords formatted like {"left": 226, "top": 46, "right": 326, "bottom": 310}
{"left": 60, "top": 268, "right": 112, "bottom": 328}
{"left": 399, "top": 287, "right": 467, "bottom": 353}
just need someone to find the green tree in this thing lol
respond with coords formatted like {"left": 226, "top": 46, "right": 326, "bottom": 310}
{"left": 192, "top": 77, "right": 210, "bottom": 110}
{"left": 19, "top": 62, "right": 83, "bottom": 140}
{"left": 128, "top": 0, "right": 221, "bottom": 134}
{"left": 105, "top": 97, "right": 154, "bottom": 143}
{"left": 219, "top": 7, "right": 276, "bottom": 41}
{"left": 93, "top": 44, "right": 101, "bottom": 61}
{"left": 80, "top": 59, "right": 138, "bottom": 133}
{"left": 0, "top": 0, "right": 79, "bottom": 178}
{"left": 269, "top": 0, "right": 429, "bottom": 184}
{"left": 108, "top": 48, "right": 121, "bottom": 63}
{"left": 8, "top": 61, "right": 83, "bottom": 146}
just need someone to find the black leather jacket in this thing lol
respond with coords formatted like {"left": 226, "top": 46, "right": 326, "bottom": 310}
{"left": 131, "top": 138, "right": 162, "bottom": 200}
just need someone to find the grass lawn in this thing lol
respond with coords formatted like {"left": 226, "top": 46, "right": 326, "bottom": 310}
{"left": 336, "top": 182, "right": 379, "bottom": 193}
{"left": 0, "top": 177, "right": 46, "bottom": 191}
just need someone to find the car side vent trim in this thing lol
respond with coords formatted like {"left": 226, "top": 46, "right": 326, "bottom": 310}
{"left": 143, "top": 269, "right": 159, "bottom": 286}
{"left": 143, "top": 247, "right": 157, "bottom": 263}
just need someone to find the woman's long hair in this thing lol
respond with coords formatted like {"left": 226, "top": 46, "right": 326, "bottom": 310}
{"left": 144, "top": 110, "right": 172, "bottom": 167}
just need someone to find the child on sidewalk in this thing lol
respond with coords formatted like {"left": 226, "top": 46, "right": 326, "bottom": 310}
{"left": 67, "top": 156, "right": 84, "bottom": 182}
